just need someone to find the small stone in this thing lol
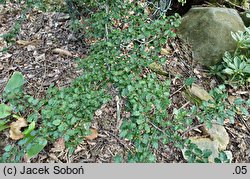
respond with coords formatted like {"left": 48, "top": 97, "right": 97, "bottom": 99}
{"left": 35, "top": 54, "right": 45, "bottom": 61}
{"left": 206, "top": 124, "right": 230, "bottom": 151}
{"left": 26, "top": 45, "right": 36, "bottom": 51}
{"left": 184, "top": 83, "right": 213, "bottom": 105}
{"left": 95, "top": 109, "right": 102, "bottom": 116}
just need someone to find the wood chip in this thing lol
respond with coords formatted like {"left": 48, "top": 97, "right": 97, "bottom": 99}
{"left": 52, "top": 48, "right": 73, "bottom": 57}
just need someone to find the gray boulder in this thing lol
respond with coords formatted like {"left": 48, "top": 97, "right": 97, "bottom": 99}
{"left": 178, "top": 7, "right": 246, "bottom": 67}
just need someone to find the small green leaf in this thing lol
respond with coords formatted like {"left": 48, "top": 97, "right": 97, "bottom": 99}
{"left": 219, "top": 152, "right": 228, "bottom": 161}
{"left": 127, "top": 85, "right": 134, "bottom": 92}
{"left": 233, "top": 57, "right": 241, "bottom": 69}
{"left": 136, "top": 118, "right": 144, "bottom": 124}
{"left": 52, "top": 119, "right": 61, "bottom": 126}
{"left": 194, "top": 148, "right": 202, "bottom": 156}
{"left": 243, "top": 65, "right": 250, "bottom": 73}
{"left": 223, "top": 68, "right": 234, "bottom": 75}
{"left": 144, "top": 123, "right": 151, "bottom": 133}
{"left": 4, "top": 145, "right": 12, "bottom": 152}
{"left": 22, "top": 121, "right": 35, "bottom": 135}
{"left": 27, "top": 138, "right": 47, "bottom": 158}
{"left": 246, "top": 99, "right": 250, "bottom": 106}
{"left": 184, "top": 77, "right": 196, "bottom": 86}
{"left": 152, "top": 141, "right": 158, "bottom": 149}
{"left": 4, "top": 72, "right": 24, "bottom": 94}
{"left": 0, "top": 104, "right": 12, "bottom": 119}
{"left": 0, "top": 123, "right": 9, "bottom": 131}
{"left": 132, "top": 111, "right": 140, "bottom": 117}
{"left": 205, "top": 120, "right": 212, "bottom": 129}
{"left": 147, "top": 154, "right": 156, "bottom": 162}
{"left": 120, "top": 129, "right": 128, "bottom": 138}
{"left": 203, "top": 149, "right": 212, "bottom": 158}
{"left": 233, "top": 98, "right": 244, "bottom": 105}
{"left": 113, "top": 155, "right": 123, "bottom": 163}
{"left": 185, "top": 150, "right": 192, "bottom": 157}
{"left": 214, "top": 158, "right": 222, "bottom": 163}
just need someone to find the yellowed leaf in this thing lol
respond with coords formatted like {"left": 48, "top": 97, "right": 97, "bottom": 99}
{"left": 228, "top": 95, "right": 236, "bottom": 104}
{"left": 160, "top": 48, "right": 170, "bottom": 55}
{"left": 9, "top": 117, "right": 28, "bottom": 140}
{"left": 84, "top": 128, "right": 98, "bottom": 140}
{"left": 148, "top": 62, "right": 168, "bottom": 76}
{"left": 52, "top": 48, "right": 73, "bottom": 57}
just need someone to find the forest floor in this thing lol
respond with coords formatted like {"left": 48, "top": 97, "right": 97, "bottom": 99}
{"left": 0, "top": 3, "right": 250, "bottom": 163}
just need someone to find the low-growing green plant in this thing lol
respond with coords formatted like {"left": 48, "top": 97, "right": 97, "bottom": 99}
{"left": 41, "top": 78, "right": 111, "bottom": 152}
{"left": 0, "top": 72, "right": 48, "bottom": 162}
{"left": 64, "top": 0, "right": 248, "bottom": 163}
{"left": 0, "top": 70, "right": 112, "bottom": 162}
{"left": 184, "top": 141, "right": 212, "bottom": 163}
{"left": 222, "top": 52, "right": 250, "bottom": 84}
{"left": 211, "top": 27, "right": 250, "bottom": 85}
{"left": 1, "top": 21, "right": 22, "bottom": 44}
{"left": 74, "top": 0, "right": 182, "bottom": 162}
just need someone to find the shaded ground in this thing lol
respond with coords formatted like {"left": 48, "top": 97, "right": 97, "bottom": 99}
{"left": 0, "top": 2, "right": 250, "bottom": 163}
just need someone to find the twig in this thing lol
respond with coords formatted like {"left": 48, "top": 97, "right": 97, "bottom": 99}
{"left": 170, "top": 84, "right": 185, "bottom": 98}
{"left": 238, "top": 116, "right": 250, "bottom": 135}
{"left": 224, "top": 0, "right": 247, "bottom": 10}
{"left": 115, "top": 95, "right": 122, "bottom": 130}
{"left": 148, "top": 121, "right": 165, "bottom": 134}
{"left": 107, "top": 131, "right": 133, "bottom": 153}
{"left": 181, "top": 124, "right": 205, "bottom": 137}
{"left": 179, "top": 101, "right": 190, "bottom": 109}
{"left": 134, "top": 36, "right": 156, "bottom": 45}
{"left": 49, "top": 154, "right": 63, "bottom": 163}
{"left": 105, "top": 3, "right": 109, "bottom": 41}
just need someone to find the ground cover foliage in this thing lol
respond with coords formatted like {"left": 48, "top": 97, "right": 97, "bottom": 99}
{"left": 0, "top": 0, "right": 249, "bottom": 163}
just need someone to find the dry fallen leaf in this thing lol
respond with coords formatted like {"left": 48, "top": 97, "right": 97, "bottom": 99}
{"left": 160, "top": 48, "right": 171, "bottom": 55}
{"left": 51, "top": 137, "right": 65, "bottom": 152}
{"left": 16, "top": 40, "right": 40, "bottom": 46}
{"left": 0, "top": 38, "right": 5, "bottom": 49}
{"left": 95, "top": 109, "right": 102, "bottom": 116}
{"left": 9, "top": 117, "right": 28, "bottom": 140}
{"left": 52, "top": 48, "right": 73, "bottom": 57}
{"left": 228, "top": 95, "right": 236, "bottom": 104}
{"left": 84, "top": 128, "right": 98, "bottom": 140}
{"left": 224, "top": 118, "right": 230, "bottom": 124}
{"left": 0, "top": 53, "right": 12, "bottom": 60}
